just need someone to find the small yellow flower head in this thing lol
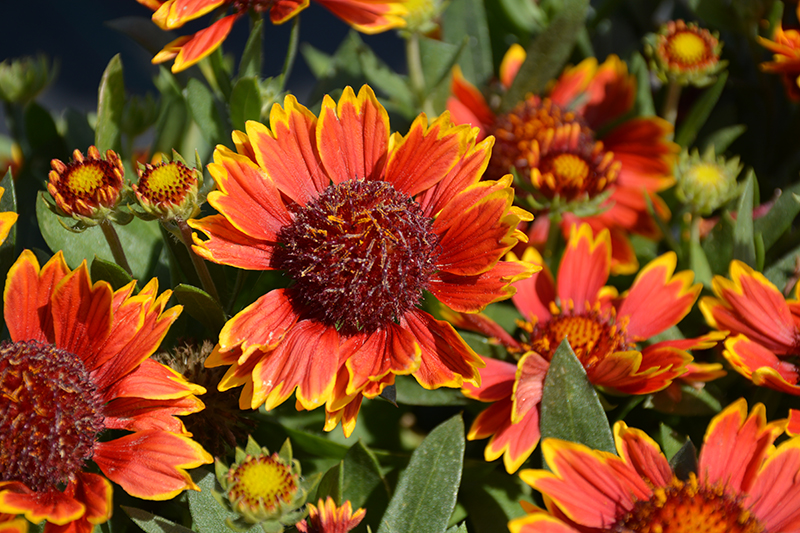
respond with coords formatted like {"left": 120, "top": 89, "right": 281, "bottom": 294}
{"left": 47, "top": 146, "right": 131, "bottom": 228}
{"left": 216, "top": 437, "right": 309, "bottom": 532}
{"left": 644, "top": 20, "right": 726, "bottom": 87}
{"left": 400, "top": 0, "right": 444, "bottom": 36}
{"left": 674, "top": 146, "right": 743, "bottom": 215}
{"left": 0, "top": 55, "right": 53, "bottom": 104}
{"left": 132, "top": 152, "right": 203, "bottom": 222}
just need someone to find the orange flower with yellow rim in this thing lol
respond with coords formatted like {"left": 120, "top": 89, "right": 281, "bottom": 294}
{"left": 0, "top": 251, "right": 211, "bottom": 533}
{"left": 700, "top": 260, "right": 800, "bottom": 395}
{"left": 296, "top": 497, "right": 366, "bottom": 533}
{"left": 455, "top": 224, "right": 717, "bottom": 473}
{"left": 509, "top": 399, "right": 798, "bottom": 533}
{"left": 190, "top": 85, "right": 534, "bottom": 435}
{"left": 644, "top": 19, "right": 725, "bottom": 87}
{"left": 758, "top": 18, "right": 800, "bottom": 101}
{"left": 140, "top": 0, "right": 407, "bottom": 72}
{"left": 448, "top": 48, "right": 677, "bottom": 274}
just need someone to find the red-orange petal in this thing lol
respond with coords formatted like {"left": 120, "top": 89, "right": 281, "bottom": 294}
{"left": 447, "top": 65, "right": 495, "bottom": 132}
{"left": 557, "top": 224, "right": 611, "bottom": 312}
{"left": 723, "top": 335, "right": 800, "bottom": 394}
{"left": 103, "top": 395, "right": 203, "bottom": 433}
{"left": 0, "top": 518, "right": 28, "bottom": 533}
{"left": 317, "top": 86, "right": 389, "bottom": 184}
{"left": 613, "top": 422, "right": 672, "bottom": 488}
{"left": 404, "top": 309, "right": 484, "bottom": 389}
{"left": 0, "top": 484, "right": 83, "bottom": 526}
{"left": 101, "top": 359, "right": 204, "bottom": 402}
{"left": 430, "top": 260, "right": 533, "bottom": 313}
{"left": 511, "top": 351, "right": 549, "bottom": 423}
{"left": 171, "top": 14, "right": 238, "bottom": 73}
{"left": 68, "top": 474, "right": 112, "bottom": 526}
{"left": 588, "top": 346, "right": 690, "bottom": 394}
{"left": 343, "top": 323, "right": 421, "bottom": 394}
{"left": 190, "top": 214, "right": 277, "bottom": 269}
{"left": 93, "top": 430, "right": 212, "bottom": 500}
{"left": 315, "top": 0, "right": 406, "bottom": 34}
{"left": 270, "top": 0, "right": 309, "bottom": 24}
{"left": 218, "top": 289, "right": 300, "bottom": 354}
{"left": 745, "top": 436, "right": 800, "bottom": 531}
{"left": 511, "top": 249, "right": 555, "bottom": 323}
{"left": 462, "top": 356, "right": 516, "bottom": 402}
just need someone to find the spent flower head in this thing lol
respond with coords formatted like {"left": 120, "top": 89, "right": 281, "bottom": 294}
{"left": 674, "top": 146, "right": 743, "bottom": 215}
{"left": 644, "top": 20, "right": 726, "bottom": 87}
{"left": 215, "top": 437, "right": 310, "bottom": 533}
{"left": 46, "top": 146, "right": 133, "bottom": 230}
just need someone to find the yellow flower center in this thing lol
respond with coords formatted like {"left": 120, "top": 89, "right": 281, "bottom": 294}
{"left": 520, "top": 310, "right": 631, "bottom": 366}
{"left": 668, "top": 32, "right": 707, "bottom": 65}
{"left": 618, "top": 475, "right": 765, "bottom": 533}
{"left": 68, "top": 164, "right": 106, "bottom": 195}
{"left": 135, "top": 161, "right": 197, "bottom": 207}
{"left": 47, "top": 146, "right": 124, "bottom": 217}
{"left": 686, "top": 162, "right": 725, "bottom": 190}
{"left": 227, "top": 454, "right": 298, "bottom": 515}
{"left": 489, "top": 98, "right": 620, "bottom": 202}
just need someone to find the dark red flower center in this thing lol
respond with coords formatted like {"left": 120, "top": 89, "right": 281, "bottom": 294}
{"left": 274, "top": 179, "right": 440, "bottom": 335}
{"left": 489, "top": 98, "right": 620, "bottom": 202}
{"left": 0, "top": 340, "right": 105, "bottom": 491}
{"left": 232, "top": 0, "right": 277, "bottom": 13}
{"left": 617, "top": 475, "right": 765, "bottom": 533}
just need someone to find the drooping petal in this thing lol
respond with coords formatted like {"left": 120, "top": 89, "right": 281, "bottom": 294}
{"left": 499, "top": 44, "right": 526, "bottom": 89}
{"left": 557, "top": 224, "right": 611, "bottom": 312}
{"left": 447, "top": 66, "right": 495, "bottom": 133}
{"left": 613, "top": 422, "right": 672, "bottom": 488}
{"left": 103, "top": 395, "right": 204, "bottom": 433}
{"left": 68, "top": 474, "right": 112, "bottom": 526}
{"left": 314, "top": 0, "right": 407, "bottom": 34}
{"left": 5, "top": 250, "right": 70, "bottom": 344}
{"left": 100, "top": 359, "right": 205, "bottom": 403}
{"left": 698, "top": 399, "right": 785, "bottom": 495}
{"left": 462, "top": 356, "right": 517, "bottom": 402}
{"left": 270, "top": 0, "right": 309, "bottom": 24}
{"left": 511, "top": 351, "right": 549, "bottom": 423}
{"left": 470, "top": 398, "right": 542, "bottom": 474}
{"left": 247, "top": 97, "right": 329, "bottom": 205}
{"left": 93, "top": 430, "right": 212, "bottom": 500}
{"left": 404, "top": 309, "right": 485, "bottom": 389}
{"left": 152, "top": 0, "right": 224, "bottom": 29}
{"left": 0, "top": 484, "right": 83, "bottom": 526}
{"left": 548, "top": 57, "right": 596, "bottom": 108}
{"left": 723, "top": 335, "right": 800, "bottom": 395}
{"left": 617, "top": 252, "right": 700, "bottom": 341}
{"left": 169, "top": 15, "right": 239, "bottom": 73}
{"left": 317, "top": 86, "right": 389, "bottom": 184}
{"left": 217, "top": 289, "right": 301, "bottom": 354}
{"left": 511, "top": 247, "right": 555, "bottom": 323}
{"left": 250, "top": 320, "right": 340, "bottom": 410}
{"left": 575, "top": 55, "right": 636, "bottom": 130}
{"left": 440, "top": 308, "right": 521, "bottom": 350}
{"left": 602, "top": 117, "right": 677, "bottom": 192}
{"left": 430, "top": 260, "right": 535, "bottom": 313}
{"left": 190, "top": 214, "right": 277, "bottom": 270}
{"left": 587, "top": 346, "right": 690, "bottom": 394}
{"left": 0, "top": 517, "right": 28, "bottom": 533}
{"left": 342, "top": 323, "right": 421, "bottom": 394}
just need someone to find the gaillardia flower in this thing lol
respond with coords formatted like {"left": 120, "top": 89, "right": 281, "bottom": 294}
{"left": 132, "top": 153, "right": 204, "bottom": 222}
{"left": 674, "top": 146, "right": 743, "bottom": 216}
{"left": 758, "top": 21, "right": 800, "bottom": 101}
{"left": 141, "top": 0, "right": 407, "bottom": 72}
{"left": 191, "top": 86, "right": 534, "bottom": 435}
{"left": 509, "top": 399, "right": 799, "bottom": 533}
{"left": 0, "top": 251, "right": 211, "bottom": 533}
{"left": 700, "top": 259, "right": 800, "bottom": 395}
{"left": 47, "top": 146, "right": 132, "bottom": 228}
{"left": 215, "top": 437, "right": 308, "bottom": 531}
{"left": 448, "top": 48, "right": 677, "bottom": 274}
{"left": 296, "top": 497, "right": 366, "bottom": 533}
{"left": 644, "top": 19, "right": 726, "bottom": 87}
{"left": 457, "top": 224, "right": 717, "bottom": 473}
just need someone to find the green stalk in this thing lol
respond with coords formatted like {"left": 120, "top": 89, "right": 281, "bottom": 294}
{"left": 100, "top": 219, "right": 132, "bottom": 276}
{"left": 406, "top": 32, "right": 434, "bottom": 117}
{"left": 176, "top": 217, "right": 221, "bottom": 304}
{"left": 661, "top": 81, "right": 682, "bottom": 131}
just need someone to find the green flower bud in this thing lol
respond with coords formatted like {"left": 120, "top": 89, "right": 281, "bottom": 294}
{"left": 0, "top": 55, "right": 54, "bottom": 104}
{"left": 674, "top": 146, "right": 743, "bottom": 215}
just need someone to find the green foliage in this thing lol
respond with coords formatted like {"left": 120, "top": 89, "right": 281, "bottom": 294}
{"left": 96, "top": 55, "right": 125, "bottom": 154}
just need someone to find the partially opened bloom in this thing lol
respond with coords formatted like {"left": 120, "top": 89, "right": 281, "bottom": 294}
{"left": 296, "top": 497, "right": 366, "bottom": 533}
{"left": 448, "top": 48, "right": 677, "bottom": 274}
{"left": 141, "top": 0, "right": 407, "bottom": 72}
{"left": 643, "top": 19, "right": 726, "bottom": 87}
{"left": 674, "top": 146, "right": 743, "bottom": 216}
{"left": 509, "top": 399, "right": 799, "bottom": 533}
{"left": 191, "top": 86, "right": 533, "bottom": 435}
{"left": 458, "top": 224, "right": 717, "bottom": 473}
{"left": 0, "top": 251, "right": 212, "bottom": 533}
{"left": 700, "top": 259, "right": 800, "bottom": 395}
{"left": 759, "top": 22, "right": 800, "bottom": 101}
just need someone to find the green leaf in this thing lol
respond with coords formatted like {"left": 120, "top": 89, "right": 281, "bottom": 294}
{"left": 689, "top": 238, "right": 713, "bottom": 288}
{"left": 317, "top": 461, "right": 344, "bottom": 503}
{"left": 669, "top": 439, "right": 698, "bottom": 481}
{"left": 358, "top": 47, "right": 415, "bottom": 117}
{"left": 37, "top": 192, "right": 162, "bottom": 281}
{"left": 394, "top": 375, "right": 469, "bottom": 406}
{"left": 445, "top": 524, "right": 468, "bottom": 533}
{"left": 283, "top": 426, "right": 350, "bottom": 459}
{"left": 501, "top": 0, "right": 589, "bottom": 112}
{"left": 91, "top": 257, "right": 134, "bottom": 291}
{"left": 173, "top": 284, "right": 227, "bottom": 333}
{"left": 657, "top": 424, "right": 685, "bottom": 461}
{"left": 755, "top": 181, "right": 800, "bottom": 251}
{"left": 630, "top": 52, "right": 655, "bottom": 117}
{"left": 96, "top": 54, "right": 125, "bottom": 153}
{"left": 441, "top": 0, "right": 493, "bottom": 85}
{"left": 63, "top": 108, "right": 96, "bottom": 151}
{"left": 0, "top": 171, "right": 17, "bottom": 324}
{"left": 540, "top": 339, "right": 615, "bottom": 458}
{"left": 188, "top": 469, "right": 258, "bottom": 533}
{"left": 229, "top": 77, "right": 262, "bottom": 131}
{"left": 377, "top": 415, "right": 465, "bottom": 533}
{"left": 459, "top": 464, "right": 529, "bottom": 532}
{"left": 239, "top": 19, "right": 263, "bottom": 79}
{"left": 646, "top": 382, "right": 723, "bottom": 416}
{"left": 701, "top": 211, "right": 735, "bottom": 276}
{"left": 340, "top": 440, "right": 388, "bottom": 509}
{"left": 153, "top": 71, "right": 190, "bottom": 156}
{"left": 25, "top": 102, "right": 65, "bottom": 156}
{"left": 674, "top": 71, "right": 728, "bottom": 148}
{"left": 733, "top": 170, "right": 756, "bottom": 267}
{"left": 122, "top": 507, "right": 195, "bottom": 533}
{"left": 701, "top": 124, "right": 747, "bottom": 154}
{"left": 185, "top": 78, "right": 229, "bottom": 147}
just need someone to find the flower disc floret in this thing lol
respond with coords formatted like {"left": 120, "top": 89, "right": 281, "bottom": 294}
{"left": 133, "top": 159, "right": 201, "bottom": 220}
{"left": 645, "top": 20, "right": 726, "bottom": 86}
{"left": 0, "top": 340, "right": 104, "bottom": 492}
{"left": 227, "top": 454, "right": 298, "bottom": 519}
{"left": 274, "top": 179, "right": 440, "bottom": 334}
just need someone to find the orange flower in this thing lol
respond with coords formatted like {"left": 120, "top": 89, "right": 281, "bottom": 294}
{"left": 759, "top": 23, "right": 800, "bottom": 101}
{"left": 191, "top": 86, "right": 534, "bottom": 436}
{"left": 457, "top": 224, "right": 718, "bottom": 473}
{"left": 448, "top": 48, "right": 678, "bottom": 274}
{"left": 700, "top": 260, "right": 800, "bottom": 395}
{"left": 644, "top": 19, "right": 726, "bottom": 87}
{"left": 0, "top": 251, "right": 212, "bottom": 533}
{"left": 509, "top": 399, "right": 797, "bottom": 533}
{"left": 140, "top": 0, "right": 407, "bottom": 72}
{"left": 296, "top": 497, "right": 366, "bottom": 533}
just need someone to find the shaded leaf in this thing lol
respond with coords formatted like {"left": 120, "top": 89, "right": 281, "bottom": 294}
{"left": 441, "top": 0, "right": 493, "bottom": 85}
{"left": 459, "top": 463, "right": 528, "bottom": 533}
{"left": 185, "top": 78, "right": 229, "bottom": 147}
{"left": 674, "top": 72, "right": 727, "bottom": 148}
{"left": 341, "top": 441, "right": 388, "bottom": 509}
{"left": 733, "top": 170, "right": 756, "bottom": 267}
{"left": 122, "top": 507, "right": 195, "bottom": 533}
{"left": 229, "top": 77, "right": 262, "bottom": 131}
{"left": 91, "top": 257, "right": 134, "bottom": 291}
{"left": 630, "top": 52, "right": 655, "bottom": 117}
{"left": 754, "top": 181, "right": 800, "bottom": 251}
{"left": 701, "top": 124, "right": 746, "bottom": 154}
{"left": 173, "top": 284, "right": 227, "bottom": 333}
{"left": 395, "top": 376, "right": 469, "bottom": 406}
{"left": 239, "top": 19, "right": 263, "bottom": 79}
{"left": 96, "top": 54, "right": 125, "bottom": 153}
{"left": 540, "top": 339, "right": 615, "bottom": 459}
{"left": 669, "top": 439, "right": 698, "bottom": 482}
{"left": 316, "top": 461, "right": 344, "bottom": 503}
{"left": 657, "top": 423, "right": 685, "bottom": 461}
{"left": 377, "top": 415, "right": 465, "bottom": 533}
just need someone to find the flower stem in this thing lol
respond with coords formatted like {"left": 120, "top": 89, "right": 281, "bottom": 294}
{"left": 100, "top": 220, "right": 132, "bottom": 276}
{"left": 406, "top": 32, "right": 435, "bottom": 117}
{"left": 176, "top": 217, "right": 221, "bottom": 304}
{"left": 661, "top": 81, "right": 682, "bottom": 130}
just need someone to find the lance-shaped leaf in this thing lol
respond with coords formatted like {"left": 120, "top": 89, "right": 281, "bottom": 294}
{"left": 733, "top": 170, "right": 756, "bottom": 268}
{"left": 674, "top": 71, "right": 727, "bottom": 148}
{"left": 96, "top": 54, "right": 125, "bottom": 153}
